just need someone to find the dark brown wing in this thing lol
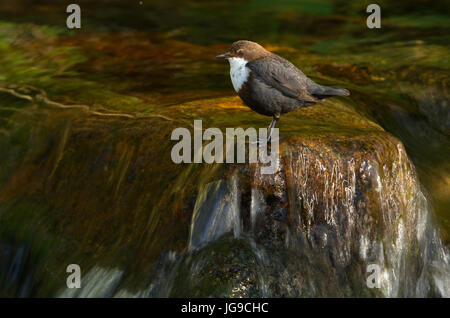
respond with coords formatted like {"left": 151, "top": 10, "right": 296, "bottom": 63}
{"left": 246, "top": 55, "right": 320, "bottom": 104}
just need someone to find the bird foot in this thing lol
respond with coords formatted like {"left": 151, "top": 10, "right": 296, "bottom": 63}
{"left": 250, "top": 138, "right": 268, "bottom": 145}
{"left": 250, "top": 137, "right": 280, "bottom": 145}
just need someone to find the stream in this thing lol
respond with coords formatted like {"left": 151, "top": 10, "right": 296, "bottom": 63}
{"left": 0, "top": 0, "right": 449, "bottom": 297}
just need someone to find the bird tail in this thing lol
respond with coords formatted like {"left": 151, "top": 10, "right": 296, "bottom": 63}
{"left": 320, "top": 86, "right": 350, "bottom": 96}
{"left": 331, "top": 88, "right": 350, "bottom": 96}
{"left": 311, "top": 85, "right": 350, "bottom": 99}
{"left": 333, "top": 88, "right": 350, "bottom": 96}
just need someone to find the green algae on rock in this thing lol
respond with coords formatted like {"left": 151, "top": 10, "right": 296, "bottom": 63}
{"left": 0, "top": 3, "right": 449, "bottom": 296}
{"left": 0, "top": 86, "right": 448, "bottom": 296}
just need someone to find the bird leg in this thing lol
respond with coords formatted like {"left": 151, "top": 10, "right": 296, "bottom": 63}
{"left": 250, "top": 114, "right": 280, "bottom": 145}
{"left": 267, "top": 114, "right": 279, "bottom": 142}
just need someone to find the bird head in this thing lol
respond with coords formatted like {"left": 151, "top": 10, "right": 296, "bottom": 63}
{"left": 216, "top": 40, "right": 269, "bottom": 62}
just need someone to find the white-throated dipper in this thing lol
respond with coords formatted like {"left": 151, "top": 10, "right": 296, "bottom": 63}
{"left": 216, "top": 40, "right": 350, "bottom": 141}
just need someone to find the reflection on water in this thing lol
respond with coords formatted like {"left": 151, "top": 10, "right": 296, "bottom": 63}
{"left": 0, "top": 0, "right": 448, "bottom": 297}
{"left": 54, "top": 138, "right": 449, "bottom": 297}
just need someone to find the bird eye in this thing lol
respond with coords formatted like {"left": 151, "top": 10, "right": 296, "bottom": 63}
{"left": 237, "top": 49, "right": 243, "bottom": 55}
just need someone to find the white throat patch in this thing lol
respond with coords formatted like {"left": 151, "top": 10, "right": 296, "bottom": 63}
{"left": 228, "top": 57, "right": 249, "bottom": 92}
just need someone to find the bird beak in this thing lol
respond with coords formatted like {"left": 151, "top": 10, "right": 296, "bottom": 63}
{"left": 216, "top": 52, "right": 230, "bottom": 59}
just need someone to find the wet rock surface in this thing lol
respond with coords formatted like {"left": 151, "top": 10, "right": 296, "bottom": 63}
{"left": 148, "top": 133, "right": 449, "bottom": 297}
{"left": 0, "top": 86, "right": 448, "bottom": 297}
{"left": 0, "top": 3, "right": 449, "bottom": 297}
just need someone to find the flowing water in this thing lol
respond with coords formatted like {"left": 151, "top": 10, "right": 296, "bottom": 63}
{"left": 56, "top": 138, "right": 449, "bottom": 297}
{"left": 0, "top": 0, "right": 449, "bottom": 297}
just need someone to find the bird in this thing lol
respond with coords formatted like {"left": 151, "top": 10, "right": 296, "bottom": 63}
{"left": 216, "top": 40, "right": 350, "bottom": 142}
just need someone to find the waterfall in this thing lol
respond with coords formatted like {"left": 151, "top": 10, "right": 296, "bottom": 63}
{"left": 122, "top": 138, "right": 449, "bottom": 297}
{"left": 188, "top": 175, "right": 241, "bottom": 251}
{"left": 8, "top": 137, "right": 449, "bottom": 298}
